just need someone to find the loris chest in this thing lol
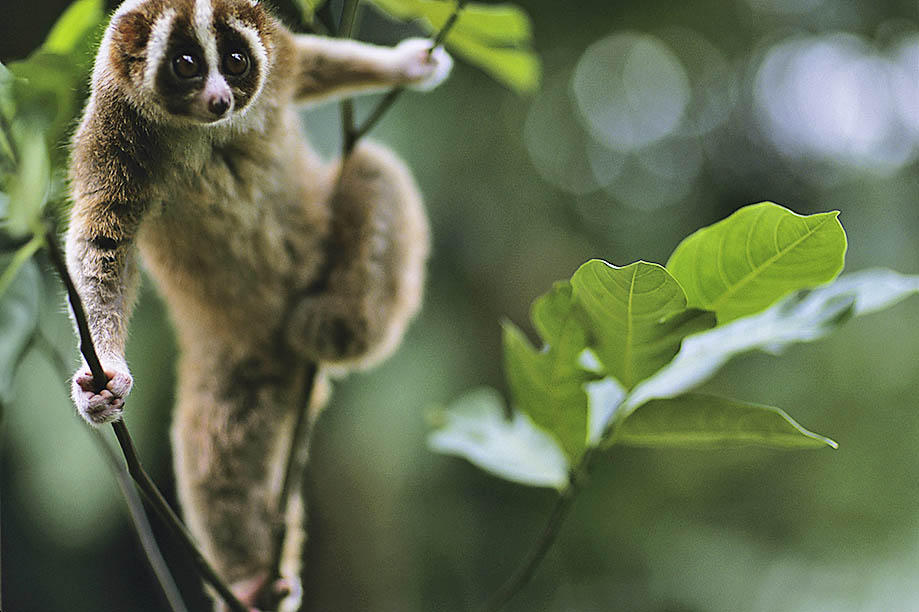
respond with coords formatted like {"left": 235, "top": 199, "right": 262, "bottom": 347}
{"left": 137, "top": 138, "right": 330, "bottom": 311}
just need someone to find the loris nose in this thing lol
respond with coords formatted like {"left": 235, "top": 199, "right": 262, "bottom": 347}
{"left": 208, "top": 95, "right": 231, "bottom": 117}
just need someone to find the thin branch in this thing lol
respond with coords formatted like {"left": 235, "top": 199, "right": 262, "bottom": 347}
{"left": 43, "top": 227, "right": 249, "bottom": 612}
{"left": 338, "top": 0, "right": 362, "bottom": 156}
{"left": 430, "top": 0, "right": 468, "bottom": 49}
{"left": 262, "top": 362, "right": 318, "bottom": 611}
{"left": 32, "top": 329, "right": 188, "bottom": 612}
{"left": 94, "top": 430, "right": 191, "bottom": 612}
{"left": 349, "top": 0, "right": 467, "bottom": 146}
{"left": 478, "top": 485, "right": 579, "bottom": 612}
{"left": 478, "top": 444, "right": 600, "bottom": 612}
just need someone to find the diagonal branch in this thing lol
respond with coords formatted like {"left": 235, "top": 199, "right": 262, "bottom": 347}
{"left": 43, "top": 227, "right": 249, "bottom": 612}
{"left": 32, "top": 329, "right": 188, "bottom": 612}
{"left": 343, "top": 0, "right": 467, "bottom": 156}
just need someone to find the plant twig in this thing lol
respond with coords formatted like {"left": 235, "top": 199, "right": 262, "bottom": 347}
{"left": 262, "top": 361, "right": 318, "bottom": 611}
{"left": 32, "top": 329, "right": 188, "bottom": 612}
{"left": 478, "top": 402, "right": 630, "bottom": 612}
{"left": 43, "top": 227, "right": 248, "bottom": 612}
{"left": 478, "top": 444, "right": 597, "bottom": 612}
{"left": 348, "top": 0, "right": 467, "bottom": 148}
{"left": 339, "top": 0, "right": 361, "bottom": 155}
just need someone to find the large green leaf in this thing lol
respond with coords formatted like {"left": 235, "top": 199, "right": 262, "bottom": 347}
{"left": 0, "top": 62, "right": 15, "bottom": 169}
{"left": 625, "top": 268, "right": 919, "bottom": 411}
{"left": 293, "top": 0, "right": 327, "bottom": 25}
{"left": 570, "top": 260, "right": 716, "bottom": 390}
{"left": 7, "top": 0, "right": 104, "bottom": 156}
{"left": 427, "top": 387, "right": 570, "bottom": 489}
{"left": 442, "top": 28, "right": 540, "bottom": 93}
{"left": 4, "top": 130, "right": 49, "bottom": 237}
{"left": 503, "top": 309, "right": 592, "bottom": 461}
{"left": 615, "top": 394, "right": 837, "bottom": 450}
{"left": 0, "top": 255, "right": 42, "bottom": 405}
{"left": 366, "top": 0, "right": 540, "bottom": 93}
{"left": 42, "top": 0, "right": 105, "bottom": 64}
{"left": 666, "top": 202, "right": 847, "bottom": 322}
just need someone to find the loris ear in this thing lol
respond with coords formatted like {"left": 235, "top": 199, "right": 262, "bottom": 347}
{"left": 109, "top": 10, "right": 156, "bottom": 84}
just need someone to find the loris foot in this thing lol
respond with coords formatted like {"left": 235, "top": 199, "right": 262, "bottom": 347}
{"left": 395, "top": 38, "right": 453, "bottom": 91}
{"left": 288, "top": 295, "right": 373, "bottom": 363}
{"left": 71, "top": 360, "right": 133, "bottom": 426}
{"left": 218, "top": 574, "right": 302, "bottom": 612}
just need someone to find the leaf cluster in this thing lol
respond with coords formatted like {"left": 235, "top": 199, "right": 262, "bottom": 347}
{"left": 429, "top": 202, "right": 919, "bottom": 489}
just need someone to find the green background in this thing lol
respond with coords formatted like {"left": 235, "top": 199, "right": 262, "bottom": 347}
{"left": 3, "top": 1, "right": 919, "bottom": 610}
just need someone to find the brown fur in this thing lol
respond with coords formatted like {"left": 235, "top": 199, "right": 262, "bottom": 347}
{"left": 66, "top": 0, "right": 448, "bottom": 608}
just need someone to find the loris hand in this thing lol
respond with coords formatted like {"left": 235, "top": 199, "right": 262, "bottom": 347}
{"left": 71, "top": 358, "right": 133, "bottom": 426}
{"left": 395, "top": 38, "right": 453, "bottom": 91}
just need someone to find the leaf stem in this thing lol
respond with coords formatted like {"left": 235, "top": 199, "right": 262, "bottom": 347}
{"left": 478, "top": 444, "right": 598, "bottom": 612}
{"left": 43, "top": 226, "right": 249, "bottom": 612}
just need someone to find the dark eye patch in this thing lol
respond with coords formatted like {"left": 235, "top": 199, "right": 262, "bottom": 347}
{"left": 214, "top": 22, "right": 261, "bottom": 111}
{"left": 155, "top": 15, "right": 207, "bottom": 116}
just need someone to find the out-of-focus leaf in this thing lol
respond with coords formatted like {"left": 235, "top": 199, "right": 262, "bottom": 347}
{"left": 5, "top": 130, "right": 50, "bottom": 237}
{"left": 570, "top": 260, "right": 716, "bottom": 389}
{"left": 615, "top": 394, "right": 837, "bottom": 450}
{"left": 427, "top": 387, "right": 570, "bottom": 489}
{"left": 42, "top": 0, "right": 104, "bottom": 61}
{"left": 370, "top": 0, "right": 532, "bottom": 43}
{"left": 817, "top": 267, "right": 919, "bottom": 316}
{"left": 366, "top": 0, "right": 540, "bottom": 93}
{"left": 666, "top": 202, "right": 847, "bottom": 323}
{"left": 624, "top": 268, "right": 919, "bottom": 411}
{"left": 0, "top": 62, "right": 15, "bottom": 168}
{"left": 503, "top": 316, "right": 592, "bottom": 462}
{"left": 0, "top": 255, "right": 42, "bottom": 404}
{"left": 585, "top": 375, "right": 626, "bottom": 445}
{"left": 293, "top": 0, "right": 327, "bottom": 24}
{"left": 0, "top": 234, "right": 44, "bottom": 300}
{"left": 442, "top": 29, "right": 540, "bottom": 93}
{"left": 8, "top": 0, "right": 104, "bottom": 154}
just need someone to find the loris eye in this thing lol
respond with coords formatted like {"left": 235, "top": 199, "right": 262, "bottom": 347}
{"left": 172, "top": 53, "right": 202, "bottom": 79}
{"left": 223, "top": 51, "right": 250, "bottom": 77}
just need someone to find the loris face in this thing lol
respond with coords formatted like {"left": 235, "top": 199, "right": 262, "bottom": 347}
{"left": 105, "top": 0, "right": 274, "bottom": 124}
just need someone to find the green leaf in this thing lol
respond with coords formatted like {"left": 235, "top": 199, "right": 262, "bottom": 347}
{"left": 427, "top": 387, "right": 570, "bottom": 489}
{"left": 293, "top": 0, "right": 327, "bottom": 24}
{"left": 442, "top": 29, "right": 540, "bottom": 93}
{"left": 0, "top": 255, "right": 42, "bottom": 405}
{"left": 42, "top": 0, "right": 104, "bottom": 59}
{"left": 0, "top": 234, "right": 44, "bottom": 300}
{"left": 666, "top": 202, "right": 847, "bottom": 323}
{"left": 503, "top": 314, "right": 591, "bottom": 462}
{"left": 5, "top": 130, "right": 50, "bottom": 237}
{"left": 0, "top": 63, "right": 15, "bottom": 168}
{"left": 570, "top": 260, "right": 716, "bottom": 389}
{"left": 585, "top": 375, "right": 626, "bottom": 445}
{"left": 366, "top": 0, "right": 540, "bottom": 93}
{"left": 625, "top": 268, "right": 919, "bottom": 411}
{"left": 616, "top": 394, "right": 837, "bottom": 449}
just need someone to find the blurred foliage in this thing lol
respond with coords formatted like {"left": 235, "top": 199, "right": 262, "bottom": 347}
{"left": 2, "top": 0, "right": 919, "bottom": 611}
{"left": 295, "top": 0, "right": 540, "bottom": 92}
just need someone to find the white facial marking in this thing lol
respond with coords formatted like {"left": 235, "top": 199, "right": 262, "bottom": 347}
{"left": 144, "top": 8, "right": 178, "bottom": 90}
{"left": 227, "top": 17, "right": 269, "bottom": 100}
{"left": 194, "top": 0, "right": 219, "bottom": 76}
